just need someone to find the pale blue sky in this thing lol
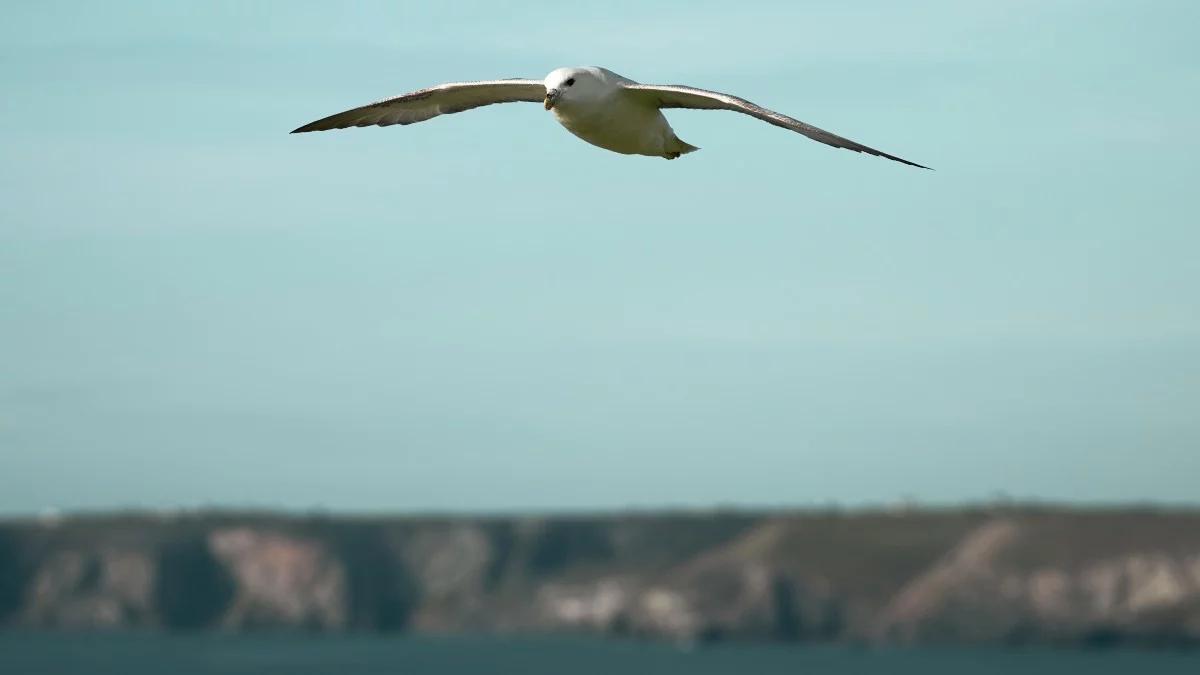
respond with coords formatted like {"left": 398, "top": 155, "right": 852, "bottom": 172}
{"left": 2, "top": 1, "right": 1198, "bottom": 514}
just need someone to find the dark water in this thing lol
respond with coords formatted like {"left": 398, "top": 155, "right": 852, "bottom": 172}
{"left": 2, "top": 633, "right": 1198, "bottom": 675}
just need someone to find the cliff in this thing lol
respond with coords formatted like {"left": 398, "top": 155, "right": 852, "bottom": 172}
{"left": 2, "top": 508, "right": 1198, "bottom": 647}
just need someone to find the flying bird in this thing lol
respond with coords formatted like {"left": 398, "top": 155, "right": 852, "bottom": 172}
{"left": 293, "top": 66, "right": 929, "bottom": 169}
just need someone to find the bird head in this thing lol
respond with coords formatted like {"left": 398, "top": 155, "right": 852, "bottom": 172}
{"left": 542, "top": 67, "right": 607, "bottom": 111}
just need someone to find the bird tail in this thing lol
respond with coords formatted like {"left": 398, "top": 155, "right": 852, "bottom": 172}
{"left": 673, "top": 137, "right": 700, "bottom": 155}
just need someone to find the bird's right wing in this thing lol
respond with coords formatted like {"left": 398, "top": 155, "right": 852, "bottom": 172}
{"left": 292, "top": 79, "right": 545, "bottom": 133}
{"left": 624, "top": 83, "right": 930, "bottom": 169}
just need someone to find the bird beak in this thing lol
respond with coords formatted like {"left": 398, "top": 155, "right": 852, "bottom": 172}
{"left": 543, "top": 88, "right": 560, "bottom": 110}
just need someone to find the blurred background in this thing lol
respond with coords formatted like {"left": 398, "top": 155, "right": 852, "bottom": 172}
{"left": 2, "top": 1, "right": 1199, "bottom": 672}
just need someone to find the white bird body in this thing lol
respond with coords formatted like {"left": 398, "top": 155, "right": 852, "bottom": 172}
{"left": 543, "top": 67, "right": 698, "bottom": 159}
{"left": 293, "top": 66, "right": 928, "bottom": 168}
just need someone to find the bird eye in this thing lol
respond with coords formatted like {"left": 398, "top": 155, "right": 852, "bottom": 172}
{"left": 565, "top": 78, "right": 575, "bottom": 87}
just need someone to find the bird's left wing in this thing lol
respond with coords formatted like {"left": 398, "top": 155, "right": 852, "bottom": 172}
{"left": 623, "top": 84, "right": 930, "bottom": 169}
{"left": 292, "top": 79, "right": 545, "bottom": 133}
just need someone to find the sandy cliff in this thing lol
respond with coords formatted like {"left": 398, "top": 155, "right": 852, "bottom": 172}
{"left": 1, "top": 509, "right": 1198, "bottom": 647}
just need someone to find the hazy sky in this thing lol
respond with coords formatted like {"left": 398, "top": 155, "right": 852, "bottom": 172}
{"left": 2, "top": 1, "right": 1198, "bottom": 514}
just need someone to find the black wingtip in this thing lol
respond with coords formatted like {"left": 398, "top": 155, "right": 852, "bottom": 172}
{"left": 888, "top": 154, "right": 933, "bottom": 170}
{"left": 290, "top": 119, "right": 332, "bottom": 134}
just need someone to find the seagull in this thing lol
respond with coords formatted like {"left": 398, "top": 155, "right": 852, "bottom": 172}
{"left": 293, "top": 66, "right": 929, "bottom": 169}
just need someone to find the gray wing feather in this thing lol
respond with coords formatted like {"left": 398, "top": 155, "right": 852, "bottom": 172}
{"left": 624, "top": 84, "right": 930, "bottom": 169}
{"left": 292, "top": 79, "right": 545, "bottom": 133}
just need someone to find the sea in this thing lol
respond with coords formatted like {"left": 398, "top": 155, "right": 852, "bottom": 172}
{"left": 2, "top": 633, "right": 1197, "bottom": 675}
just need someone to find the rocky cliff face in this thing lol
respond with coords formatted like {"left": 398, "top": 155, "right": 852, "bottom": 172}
{"left": 1, "top": 509, "right": 1198, "bottom": 647}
